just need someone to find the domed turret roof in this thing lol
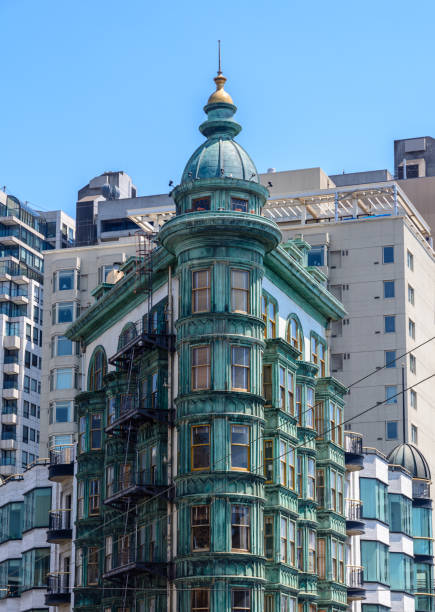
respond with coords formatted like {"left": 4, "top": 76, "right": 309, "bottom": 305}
{"left": 181, "top": 71, "right": 259, "bottom": 184}
{"left": 388, "top": 443, "right": 431, "bottom": 479}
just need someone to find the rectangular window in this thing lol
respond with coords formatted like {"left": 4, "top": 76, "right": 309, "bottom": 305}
{"left": 54, "top": 368, "right": 74, "bottom": 390}
{"left": 53, "top": 401, "right": 72, "bottom": 423}
{"left": 384, "top": 280, "right": 395, "bottom": 298}
{"left": 308, "top": 529, "right": 316, "bottom": 572}
{"left": 307, "top": 458, "right": 315, "bottom": 500}
{"left": 54, "top": 302, "right": 74, "bottom": 324}
{"left": 90, "top": 413, "right": 102, "bottom": 450}
{"left": 231, "top": 424, "right": 250, "bottom": 470}
{"left": 231, "top": 197, "right": 248, "bottom": 212}
{"left": 231, "top": 269, "right": 249, "bottom": 313}
{"left": 407, "top": 250, "right": 414, "bottom": 270}
{"left": 231, "top": 505, "right": 250, "bottom": 551}
{"left": 287, "top": 371, "right": 294, "bottom": 414}
{"left": 410, "top": 353, "right": 416, "bottom": 374}
{"left": 296, "top": 385, "right": 302, "bottom": 425}
{"left": 77, "top": 481, "right": 84, "bottom": 519}
{"left": 409, "top": 318, "right": 415, "bottom": 339}
{"left": 316, "top": 469, "right": 325, "bottom": 508}
{"left": 385, "top": 350, "right": 396, "bottom": 368}
{"left": 410, "top": 389, "right": 417, "bottom": 409}
{"left": 306, "top": 387, "right": 314, "bottom": 428}
{"left": 262, "top": 295, "right": 276, "bottom": 338}
{"left": 191, "top": 590, "right": 210, "bottom": 612}
{"left": 76, "top": 548, "right": 83, "bottom": 586}
{"left": 192, "top": 269, "right": 211, "bottom": 313}
{"left": 192, "top": 346, "right": 210, "bottom": 390}
{"left": 89, "top": 479, "right": 100, "bottom": 515}
{"left": 79, "top": 416, "right": 86, "bottom": 453}
{"left": 263, "top": 365, "right": 272, "bottom": 405}
{"left": 264, "top": 515, "right": 274, "bottom": 560}
{"left": 384, "top": 315, "right": 395, "bottom": 333}
{"left": 22, "top": 426, "right": 28, "bottom": 444}
{"left": 408, "top": 284, "right": 415, "bottom": 305}
{"left": 315, "top": 401, "right": 324, "bottom": 439}
{"left": 191, "top": 425, "right": 210, "bottom": 470}
{"left": 279, "top": 366, "right": 285, "bottom": 409}
{"left": 385, "top": 386, "right": 397, "bottom": 404}
{"left": 231, "top": 346, "right": 250, "bottom": 391}
{"left": 106, "top": 466, "right": 114, "bottom": 498}
{"left": 264, "top": 440, "right": 273, "bottom": 483}
{"left": 411, "top": 424, "right": 418, "bottom": 444}
{"left": 317, "top": 537, "right": 326, "bottom": 579}
{"left": 192, "top": 197, "right": 210, "bottom": 211}
{"left": 231, "top": 590, "right": 250, "bottom": 612}
{"left": 57, "top": 269, "right": 75, "bottom": 291}
{"left": 280, "top": 516, "right": 295, "bottom": 566}
{"left": 87, "top": 547, "right": 98, "bottom": 585}
{"left": 191, "top": 505, "right": 210, "bottom": 551}
{"left": 383, "top": 246, "right": 394, "bottom": 263}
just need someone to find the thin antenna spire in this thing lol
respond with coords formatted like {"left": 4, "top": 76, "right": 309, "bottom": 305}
{"left": 218, "top": 40, "right": 222, "bottom": 74}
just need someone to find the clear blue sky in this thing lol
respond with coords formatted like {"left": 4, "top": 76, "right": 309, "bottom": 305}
{"left": 1, "top": 0, "right": 434, "bottom": 217}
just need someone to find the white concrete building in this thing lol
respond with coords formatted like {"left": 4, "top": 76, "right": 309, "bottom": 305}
{"left": 0, "top": 461, "right": 52, "bottom": 610}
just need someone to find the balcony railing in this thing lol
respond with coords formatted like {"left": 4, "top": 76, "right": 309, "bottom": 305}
{"left": 104, "top": 471, "right": 169, "bottom": 506}
{"left": 345, "top": 499, "right": 363, "bottom": 521}
{"left": 106, "top": 393, "right": 173, "bottom": 432}
{"left": 47, "top": 573, "right": 71, "bottom": 594}
{"left": 49, "top": 445, "right": 75, "bottom": 465}
{"left": 344, "top": 431, "right": 363, "bottom": 454}
{"left": 413, "top": 479, "right": 431, "bottom": 500}
{"left": 49, "top": 509, "right": 72, "bottom": 531}
{"left": 347, "top": 566, "right": 364, "bottom": 589}
{"left": 103, "top": 547, "right": 169, "bottom": 581}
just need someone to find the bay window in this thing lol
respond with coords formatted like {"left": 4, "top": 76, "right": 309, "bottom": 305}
{"left": 231, "top": 269, "right": 249, "bottom": 313}
{"left": 192, "top": 269, "right": 210, "bottom": 313}
{"left": 231, "top": 424, "right": 250, "bottom": 470}
{"left": 191, "top": 346, "right": 210, "bottom": 390}
{"left": 191, "top": 505, "right": 210, "bottom": 551}
{"left": 191, "top": 425, "right": 210, "bottom": 470}
{"left": 231, "top": 505, "right": 250, "bottom": 551}
{"left": 231, "top": 346, "right": 250, "bottom": 391}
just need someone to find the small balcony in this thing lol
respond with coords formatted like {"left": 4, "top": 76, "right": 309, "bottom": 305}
{"left": 0, "top": 438, "right": 17, "bottom": 451}
{"left": 45, "top": 573, "right": 71, "bottom": 606}
{"left": 105, "top": 393, "right": 174, "bottom": 435}
{"left": 1, "top": 413, "right": 17, "bottom": 425}
{"left": 102, "top": 548, "right": 170, "bottom": 582}
{"left": 344, "top": 431, "right": 364, "bottom": 471}
{"left": 3, "top": 362, "right": 19, "bottom": 375}
{"left": 48, "top": 445, "right": 75, "bottom": 482}
{"left": 346, "top": 566, "right": 365, "bottom": 602}
{"left": 2, "top": 388, "right": 19, "bottom": 400}
{"left": 104, "top": 472, "right": 170, "bottom": 508}
{"left": 3, "top": 335, "right": 20, "bottom": 350}
{"left": 413, "top": 479, "right": 432, "bottom": 506}
{"left": 46, "top": 509, "right": 72, "bottom": 543}
{"left": 345, "top": 499, "right": 365, "bottom": 536}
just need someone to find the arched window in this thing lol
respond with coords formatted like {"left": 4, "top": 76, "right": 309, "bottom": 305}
{"left": 88, "top": 346, "right": 107, "bottom": 391}
{"left": 117, "top": 322, "right": 137, "bottom": 350}
{"left": 286, "top": 315, "right": 304, "bottom": 358}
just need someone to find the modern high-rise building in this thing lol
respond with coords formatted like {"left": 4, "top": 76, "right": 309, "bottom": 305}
{"left": 0, "top": 190, "right": 74, "bottom": 478}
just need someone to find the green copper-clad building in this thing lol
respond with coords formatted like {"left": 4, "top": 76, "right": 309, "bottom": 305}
{"left": 67, "top": 69, "right": 349, "bottom": 612}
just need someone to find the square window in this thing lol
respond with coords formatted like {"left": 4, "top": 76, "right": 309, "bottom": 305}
{"left": 384, "top": 281, "right": 395, "bottom": 298}
{"left": 411, "top": 424, "right": 418, "bottom": 444}
{"left": 385, "top": 386, "right": 397, "bottom": 404}
{"left": 385, "top": 351, "right": 396, "bottom": 368}
{"left": 386, "top": 421, "right": 398, "bottom": 440}
{"left": 192, "top": 197, "right": 210, "bottom": 212}
{"left": 383, "top": 246, "right": 394, "bottom": 263}
{"left": 57, "top": 269, "right": 74, "bottom": 291}
{"left": 384, "top": 315, "right": 395, "bottom": 333}
{"left": 308, "top": 246, "right": 325, "bottom": 267}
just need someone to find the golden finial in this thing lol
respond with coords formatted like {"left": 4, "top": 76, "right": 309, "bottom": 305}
{"left": 207, "top": 40, "right": 233, "bottom": 105}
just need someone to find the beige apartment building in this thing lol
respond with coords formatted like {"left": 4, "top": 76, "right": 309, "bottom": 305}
{"left": 263, "top": 177, "right": 435, "bottom": 486}
{"left": 40, "top": 239, "right": 137, "bottom": 606}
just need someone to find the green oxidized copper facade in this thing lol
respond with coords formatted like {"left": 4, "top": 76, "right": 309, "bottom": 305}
{"left": 68, "top": 71, "right": 349, "bottom": 612}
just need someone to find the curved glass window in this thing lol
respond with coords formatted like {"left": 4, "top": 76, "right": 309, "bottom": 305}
{"left": 389, "top": 552, "right": 413, "bottom": 593}
{"left": 389, "top": 494, "right": 412, "bottom": 535}
{"left": 361, "top": 541, "right": 389, "bottom": 584}
{"left": 88, "top": 347, "right": 107, "bottom": 391}
{"left": 360, "top": 478, "right": 388, "bottom": 523}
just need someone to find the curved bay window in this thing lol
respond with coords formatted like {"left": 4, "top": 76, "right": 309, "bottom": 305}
{"left": 88, "top": 346, "right": 107, "bottom": 391}
{"left": 231, "top": 425, "right": 250, "bottom": 470}
{"left": 287, "top": 316, "right": 304, "bottom": 356}
{"left": 191, "top": 425, "right": 210, "bottom": 471}
{"left": 231, "top": 346, "right": 250, "bottom": 391}
{"left": 192, "top": 269, "right": 211, "bottom": 313}
{"left": 231, "top": 505, "right": 250, "bottom": 552}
